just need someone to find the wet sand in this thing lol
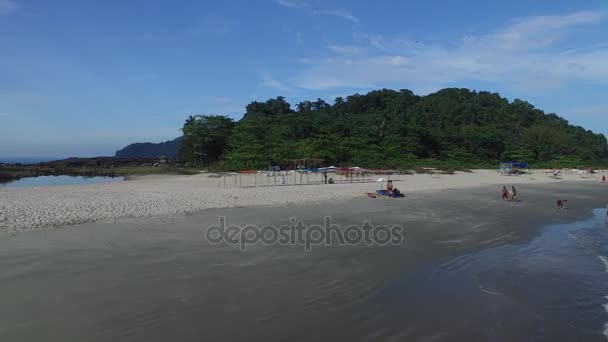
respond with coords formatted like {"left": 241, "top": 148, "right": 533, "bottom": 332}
{"left": 0, "top": 182, "right": 607, "bottom": 341}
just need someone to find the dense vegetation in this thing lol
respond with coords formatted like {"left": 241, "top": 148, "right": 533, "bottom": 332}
{"left": 179, "top": 115, "right": 235, "bottom": 166}
{"left": 179, "top": 88, "right": 608, "bottom": 170}
{"left": 115, "top": 137, "right": 183, "bottom": 158}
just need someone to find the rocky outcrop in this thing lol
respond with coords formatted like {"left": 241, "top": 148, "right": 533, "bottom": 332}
{"left": 0, "top": 171, "right": 17, "bottom": 183}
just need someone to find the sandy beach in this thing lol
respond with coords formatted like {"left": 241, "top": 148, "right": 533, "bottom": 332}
{"left": 1, "top": 180, "right": 608, "bottom": 341}
{"left": 0, "top": 169, "right": 605, "bottom": 232}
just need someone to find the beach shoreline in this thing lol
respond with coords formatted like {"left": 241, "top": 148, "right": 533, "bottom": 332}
{"left": 0, "top": 169, "right": 606, "bottom": 232}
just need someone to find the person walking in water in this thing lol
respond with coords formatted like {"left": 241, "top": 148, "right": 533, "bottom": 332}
{"left": 502, "top": 186, "right": 509, "bottom": 200}
{"left": 511, "top": 186, "right": 517, "bottom": 201}
{"left": 602, "top": 175, "right": 606, "bottom": 184}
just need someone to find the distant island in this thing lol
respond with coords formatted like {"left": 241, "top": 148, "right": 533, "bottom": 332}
{"left": 115, "top": 137, "right": 183, "bottom": 158}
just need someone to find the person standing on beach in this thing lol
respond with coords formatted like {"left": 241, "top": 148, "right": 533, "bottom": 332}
{"left": 511, "top": 186, "right": 517, "bottom": 201}
{"left": 323, "top": 170, "right": 328, "bottom": 184}
{"left": 502, "top": 186, "right": 509, "bottom": 200}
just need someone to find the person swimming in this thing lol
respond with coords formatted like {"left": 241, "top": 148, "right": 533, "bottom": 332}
{"left": 387, "top": 180, "right": 394, "bottom": 195}
{"left": 557, "top": 199, "right": 567, "bottom": 210}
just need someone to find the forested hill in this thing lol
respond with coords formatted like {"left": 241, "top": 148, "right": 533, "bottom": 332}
{"left": 179, "top": 88, "right": 608, "bottom": 169}
{"left": 115, "top": 137, "right": 182, "bottom": 158}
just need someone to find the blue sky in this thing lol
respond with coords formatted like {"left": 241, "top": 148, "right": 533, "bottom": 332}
{"left": 1, "top": 0, "right": 607, "bottom": 157}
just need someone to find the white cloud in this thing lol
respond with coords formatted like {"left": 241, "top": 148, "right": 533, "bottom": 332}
{"left": 0, "top": 0, "right": 17, "bottom": 14}
{"left": 275, "top": 0, "right": 359, "bottom": 25}
{"left": 259, "top": 71, "right": 292, "bottom": 93}
{"left": 489, "top": 11, "right": 604, "bottom": 51}
{"left": 275, "top": 0, "right": 308, "bottom": 10}
{"left": 316, "top": 10, "right": 360, "bottom": 25}
{"left": 286, "top": 10, "right": 608, "bottom": 93}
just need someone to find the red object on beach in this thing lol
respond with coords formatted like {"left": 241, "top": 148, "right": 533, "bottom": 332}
{"left": 366, "top": 193, "right": 377, "bottom": 198}
{"left": 237, "top": 170, "right": 257, "bottom": 173}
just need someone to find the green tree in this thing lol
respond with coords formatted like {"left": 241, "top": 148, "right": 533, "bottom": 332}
{"left": 179, "top": 115, "right": 235, "bottom": 166}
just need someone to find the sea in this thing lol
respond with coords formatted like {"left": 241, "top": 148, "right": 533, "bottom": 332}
{"left": 373, "top": 208, "right": 608, "bottom": 341}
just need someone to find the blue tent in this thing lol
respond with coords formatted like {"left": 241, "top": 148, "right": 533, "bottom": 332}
{"left": 499, "top": 162, "right": 529, "bottom": 170}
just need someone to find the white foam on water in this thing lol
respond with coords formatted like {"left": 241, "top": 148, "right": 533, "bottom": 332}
{"left": 604, "top": 295, "right": 608, "bottom": 340}
{"left": 479, "top": 288, "right": 502, "bottom": 296}
{"left": 601, "top": 259, "right": 608, "bottom": 340}
{"left": 599, "top": 256, "right": 608, "bottom": 273}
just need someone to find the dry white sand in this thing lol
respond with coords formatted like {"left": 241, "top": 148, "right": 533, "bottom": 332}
{"left": 0, "top": 170, "right": 605, "bottom": 232}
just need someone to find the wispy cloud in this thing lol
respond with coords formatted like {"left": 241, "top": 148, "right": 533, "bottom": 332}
{"left": 259, "top": 71, "right": 292, "bottom": 93}
{"left": 285, "top": 10, "right": 607, "bottom": 94}
{"left": 0, "top": 0, "right": 17, "bottom": 14}
{"left": 275, "top": 0, "right": 308, "bottom": 10}
{"left": 275, "top": 0, "right": 359, "bottom": 25}
{"left": 316, "top": 10, "right": 360, "bottom": 25}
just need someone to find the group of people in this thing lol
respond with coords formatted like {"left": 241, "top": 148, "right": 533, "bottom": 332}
{"left": 501, "top": 186, "right": 517, "bottom": 201}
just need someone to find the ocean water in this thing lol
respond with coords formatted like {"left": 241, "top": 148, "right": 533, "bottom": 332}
{"left": 374, "top": 208, "right": 608, "bottom": 341}
{"left": 0, "top": 175, "right": 124, "bottom": 188}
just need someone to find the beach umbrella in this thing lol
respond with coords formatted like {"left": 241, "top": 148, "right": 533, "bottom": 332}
{"left": 376, "top": 177, "right": 386, "bottom": 190}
